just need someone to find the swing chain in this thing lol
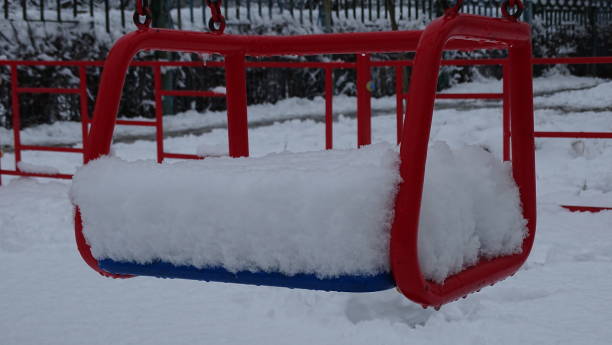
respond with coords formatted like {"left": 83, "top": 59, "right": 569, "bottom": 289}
{"left": 133, "top": 0, "right": 152, "bottom": 30}
{"left": 501, "top": 0, "right": 524, "bottom": 21}
{"left": 440, "top": 0, "right": 464, "bottom": 16}
{"left": 206, "top": 0, "right": 226, "bottom": 34}
{"left": 441, "top": 0, "right": 524, "bottom": 21}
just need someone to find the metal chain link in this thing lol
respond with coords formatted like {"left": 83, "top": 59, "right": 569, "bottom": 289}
{"left": 133, "top": 0, "right": 152, "bottom": 30}
{"left": 440, "top": 0, "right": 464, "bottom": 15}
{"left": 501, "top": 0, "right": 525, "bottom": 21}
{"left": 206, "top": 0, "right": 226, "bottom": 34}
{"left": 440, "top": 0, "right": 524, "bottom": 21}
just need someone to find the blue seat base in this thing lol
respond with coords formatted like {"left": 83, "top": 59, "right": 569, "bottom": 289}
{"left": 99, "top": 259, "right": 396, "bottom": 292}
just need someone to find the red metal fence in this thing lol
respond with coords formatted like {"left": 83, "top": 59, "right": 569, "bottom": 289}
{"left": 0, "top": 56, "right": 611, "bottom": 212}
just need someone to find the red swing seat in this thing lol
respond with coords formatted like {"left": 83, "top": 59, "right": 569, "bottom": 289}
{"left": 74, "top": 1, "right": 536, "bottom": 308}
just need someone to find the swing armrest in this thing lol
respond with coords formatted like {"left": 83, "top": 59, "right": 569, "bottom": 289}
{"left": 391, "top": 14, "right": 536, "bottom": 307}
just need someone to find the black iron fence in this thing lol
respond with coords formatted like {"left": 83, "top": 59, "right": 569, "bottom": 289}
{"left": 4, "top": 1, "right": 612, "bottom": 33}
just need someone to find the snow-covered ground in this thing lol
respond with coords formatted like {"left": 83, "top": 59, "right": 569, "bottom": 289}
{"left": 1, "top": 74, "right": 612, "bottom": 344}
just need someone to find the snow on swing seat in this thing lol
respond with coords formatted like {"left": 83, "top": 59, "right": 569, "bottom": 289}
{"left": 70, "top": 7, "right": 536, "bottom": 306}
{"left": 70, "top": 142, "right": 527, "bottom": 288}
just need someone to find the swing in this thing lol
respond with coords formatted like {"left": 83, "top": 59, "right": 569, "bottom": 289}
{"left": 72, "top": 0, "right": 536, "bottom": 308}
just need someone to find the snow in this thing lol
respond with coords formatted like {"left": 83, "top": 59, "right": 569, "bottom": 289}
{"left": 70, "top": 142, "right": 525, "bottom": 282}
{"left": 1, "top": 75, "right": 612, "bottom": 345}
{"left": 196, "top": 142, "right": 228, "bottom": 156}
{"left": 418, "top": 142, "right": 526, "bottom": 282}
{"left": 536, "top": 81, "right": 612, "bottom": 111}
{"left": 211, "top": 86, "right": 227, "bottom": 94}
{"left": 16, "top": 161, "right": 60, "bottom": 175}
{"left": 71, "top": 144, "right": 401, "bottom": 278}
{"left": 442, "top": 70, "right": 603, "bottom": 95}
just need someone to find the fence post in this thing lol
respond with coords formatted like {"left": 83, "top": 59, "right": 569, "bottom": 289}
{"left": 104, "top": 0, "right": 109, "bottom": 32}
{"left": 523, "top": 0, "right": 533, "bottom": 24}
{"left": 56, "top": 0, "right": 62, "bottom": 23}
{"left": 21, "top": 0, "right": 27, "bottom": 21}
{"left": 395, "top": 65, "right": 403, "bottom": 145}
{"left": 79, "top": 66, "right": 90, "bottom": 163}
{"left": 356, "top": 53, "right": 371, "bottom": 147}
{"left": 202, "top": 1, "right": 207, "bottom": 27}
{"left": 588, "top": 3, "right": 598, "bottom": 75}
{"left": 177, "top": 0, "right": 183, "bottom": 29}
{"left": 120, "top": 0, "right": 126, "bottom": 28}
{"left": 153, "top": 66, "right": 165, "bottom": 163}
{"left": 325, "top": 68, "right": 333, "bottom": 150}
{"left": 224, "top": 53, "right": 249, "bottom": 157}
{"left": 322, "top": 0, "right": 333, "bottom": 32}
{"left": 245, "top": 0, "right": 252, "bottom": 20}
{"left": 502, "top": 61, "right": 511, "bottom": 162}
{"left": 10, "top": 65, "right": 22, "bottom": 167}
{"left": 152, "top": 0, "right": 177, "bottom": 115}
{"left": 190, "top": 0, "right": 194, "bottom": 23}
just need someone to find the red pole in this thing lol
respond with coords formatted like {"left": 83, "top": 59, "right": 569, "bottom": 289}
{"left": 78, "top": 66, "right": 89, "bottom": 163}
{"left": 153, "top": 65, "right": 165, "bottom": 163}
{"left": 224, "top": 53, "right": 249, "bottom": 157}
{"left": 395, "top": 66, "right": 404, "bottom": 145}
{"left": 10, "top": 64, "right": 22, "bottom": 167}
{"left": 508, "top": 40, "right": 536, "bottom": 251}
{"left": 356, "top": 53, "right": 371, "bottom": 147}
{"left": 502, "top": 62, "right": 511, "bottom": 161}
{"left": 325, "top": 68, "right": 333, "bottom": 150}
{"left": 562, "top": 205, "right": 612, "bottom": 213}
{"left": 390, "top": 15, "right": 536, "bottom": 307}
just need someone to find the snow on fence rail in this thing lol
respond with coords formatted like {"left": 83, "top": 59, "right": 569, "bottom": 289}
{"left": 0, "top": 55, "right": 611, "bottom": 213}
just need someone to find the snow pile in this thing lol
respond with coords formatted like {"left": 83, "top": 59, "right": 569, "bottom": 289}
{"left": 71, "top": 143, "right": 401, "bottom": 278}
{"left": 210, "top": 86, "right": 226, "bottom": 94}
{"left": 196, "top": 143, "right": 228, "bottom": 157}
{"left": 418, "top": 142, "right": 527, "bottom": 282}
{"left": 17, "top": 162, "right": 60, "bottom": 175}
{"left": 70, "top": 142, "right": 527, "bottom": 282}
{"left": 536, "top": 81, "right": 612, "bottom": 111}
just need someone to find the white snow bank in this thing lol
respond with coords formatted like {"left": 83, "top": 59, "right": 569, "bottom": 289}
{"left": 17, "top": 162, "right": 60, "bottom": 175}
{"left": 418, "top": 142, "right": 527, "bottom": 282}
{"left": 535, "top": 81, "right": 612, "bottom": 110}
{"left": 196, "top": 143, "right": 228, "bottom": 157}
{"left": 211, "top": 86, "right": 226, "bottom": 94}
{"left": 70, "top": 142, "right": 526, "bottom": 282}
{"left": 441, "top": 72, "right": 603, "bottom": 95}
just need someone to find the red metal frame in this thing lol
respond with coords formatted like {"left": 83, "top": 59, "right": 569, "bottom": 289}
{"left": 390, "top": 14, "right": 536, "bottom": 307}
{"left": 62, "top": 13, "right": 538, "bottom": 307}
{"left": 0, "top": 27, "right": 609, "bottom": 295}
{"left": 561, "top": 205, "right": 612, "bottom": 213}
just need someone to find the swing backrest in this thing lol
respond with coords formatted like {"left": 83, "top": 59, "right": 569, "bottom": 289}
{"left": 74, "top": 12, "right": 535, "bottom": 308}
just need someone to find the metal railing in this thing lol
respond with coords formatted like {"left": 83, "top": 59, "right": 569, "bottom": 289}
{"left": 1, "top": 55, "right": 612, "bottom": 212}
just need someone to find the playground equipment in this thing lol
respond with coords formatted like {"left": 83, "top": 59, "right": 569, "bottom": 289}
{"left": 72, "top": 0, "right": 536, "bottom": 308}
